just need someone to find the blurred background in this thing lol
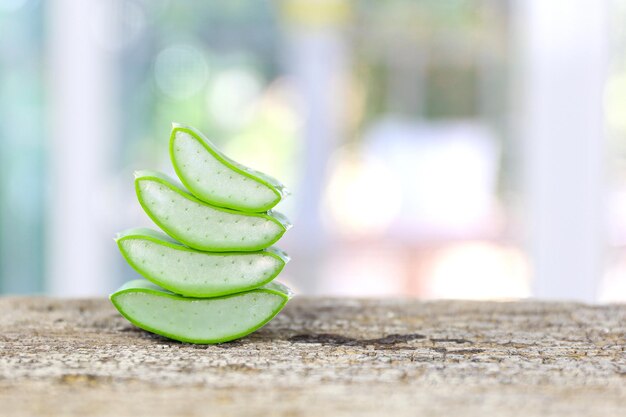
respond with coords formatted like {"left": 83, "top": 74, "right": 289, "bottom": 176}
{"left": 1, "top": 0, "right": 625, "bottom": 302}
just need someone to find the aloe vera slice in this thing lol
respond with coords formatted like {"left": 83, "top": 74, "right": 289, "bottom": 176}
{"left": 110, "top": 279, "right": 291, "bottom": 344}
{"left": 170, "top": 123, "right": 287, "bottom": 212}
{"left": 116, "top": 228, "right": 289, "bottom": 297}
{"left": 135, "top": 170, "right": 291, "bottom": 252}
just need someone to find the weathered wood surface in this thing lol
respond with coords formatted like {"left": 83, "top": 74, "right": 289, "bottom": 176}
{"left": 0, "top": 297, "right": 624, "bottom": 417}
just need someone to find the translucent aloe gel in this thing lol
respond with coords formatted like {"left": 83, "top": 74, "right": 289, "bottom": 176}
{"left": 135, "top": 171, "right": 291, "bottom": 252}
{"left": 170, "top": 124, "right": 287, "bottom": 212}
{"left": 112, "top": 124, "right": 292, "bottom": 344}
{"left": 117, "top": 228, "right": 289, "bottom": 297}
{"left": 110, "top": 280, "right": 292, "bottom": 344}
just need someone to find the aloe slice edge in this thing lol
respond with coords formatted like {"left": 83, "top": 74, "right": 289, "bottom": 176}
{"left": 169, "top": 123, "right": 286, "bottom": 212}
{"left": 134, "top": 170, "right": 291, "bottom": 252}
{"left": 116, "top": 228, "right": 289, "bottom": 298}
{"left": 110, "top": 279, "right": 291, "bottom": 344}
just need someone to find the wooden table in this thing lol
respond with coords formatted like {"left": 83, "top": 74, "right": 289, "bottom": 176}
{"left": 0, "top": 297, "right": 624, "bottom": 416}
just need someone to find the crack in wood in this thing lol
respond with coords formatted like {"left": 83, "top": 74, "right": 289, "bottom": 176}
{"left": 288, "top": 333, "right": 426, "bottom": 347}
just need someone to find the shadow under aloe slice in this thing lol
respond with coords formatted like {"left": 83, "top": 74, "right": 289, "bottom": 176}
{"left": 110, "top": 279, "right": 292, "bottom": 344}
{"left": 135, "top": 170, "right": 291, "bottom": 252}
{"left": 170, "top": 123, "right": 287, "bottom": 213}
{"left": 116, "top": 228, "right": 289, "bottom": 298}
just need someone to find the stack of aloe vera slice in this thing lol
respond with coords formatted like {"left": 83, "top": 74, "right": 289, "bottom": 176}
{"left": 110, "top": 124, "right": 292, "bottom": 344}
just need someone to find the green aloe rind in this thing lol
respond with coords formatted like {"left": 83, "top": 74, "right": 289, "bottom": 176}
{"left": 110, "top": 279, "right": 292, "bottom": 344}
{"left": 116, "top": 228, "right": 289, "bottom": 298}
{"left": 134, "top": 170, "right": 291, "bottom": 252}
{"left": 170, "top": 123, "right": 287, "bottom": 213}
{"left": 113, "top": 124, "right": 293, "bottom": 344}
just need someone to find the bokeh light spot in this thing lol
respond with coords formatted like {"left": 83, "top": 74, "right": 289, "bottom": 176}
{"left": 207, "top": 68, "right": 263, "bottom": 130}
{"left": 154, "top": 44, "right": 209, "bottom": 100}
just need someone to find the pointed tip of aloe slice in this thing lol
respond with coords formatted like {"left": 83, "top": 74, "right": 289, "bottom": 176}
{"left": 265, "top": 281, "right": 295, "bottom": 299}
{"left": 171, "top": 121, "right": 185, "bottom": 130}
{"left": 278, "top": 184, "right": 291, "bottom": 197}
{"left": 133, "top": 169, "right": 159, "bottom": 180}
{"left": 276, "top": 248, "right": 291, "bottom": 263}
{"left": 269, "top": 211, "right": 292, "bottom": 231}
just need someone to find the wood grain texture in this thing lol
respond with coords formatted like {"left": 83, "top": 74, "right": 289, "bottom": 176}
{"left": 0, "top": 297, "right": 624, "bottom": 417}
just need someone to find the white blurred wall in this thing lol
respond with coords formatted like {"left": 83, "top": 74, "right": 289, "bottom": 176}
{"left": 515, "top": 0, "right": 608, "bottom": 302}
